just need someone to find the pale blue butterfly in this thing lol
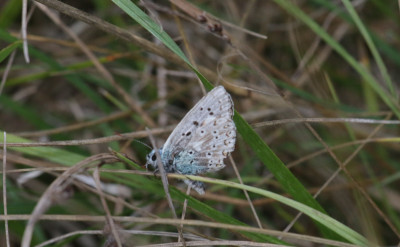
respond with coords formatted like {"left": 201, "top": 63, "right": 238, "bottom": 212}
{"left": 146, "top": 86, "right": 236, "bottom": 194}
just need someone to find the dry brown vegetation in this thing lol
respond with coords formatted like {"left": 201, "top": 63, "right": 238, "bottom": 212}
{"left": 1, "top": 0, "right": 400, "bottom": 246}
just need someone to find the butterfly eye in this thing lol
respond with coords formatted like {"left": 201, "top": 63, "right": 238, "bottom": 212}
{"left": 151, "top": 154, "right": 157, "bottom": 161}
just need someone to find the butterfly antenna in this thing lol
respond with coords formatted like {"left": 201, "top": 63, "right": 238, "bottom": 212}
{"left": 133, "top": 139, "right": 152, "bottom": 150}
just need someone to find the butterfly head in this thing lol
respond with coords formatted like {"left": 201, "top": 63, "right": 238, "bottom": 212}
{"left": 145, "top": 148, "right": 162, "bottom": 169}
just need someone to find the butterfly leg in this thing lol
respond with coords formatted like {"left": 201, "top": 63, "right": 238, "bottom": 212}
{"left": 184, "top": 179, "right": 205, "bottom": 195}
{"left": 152, "top": 168, "right": 159, "bottom": 177}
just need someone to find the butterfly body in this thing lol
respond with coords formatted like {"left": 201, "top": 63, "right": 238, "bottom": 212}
{"left": 146, "top": 86, "right": 236, "bottom": 194}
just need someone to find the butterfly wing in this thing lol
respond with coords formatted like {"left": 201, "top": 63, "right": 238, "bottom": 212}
{"left": 162, "top": 86, "right": 232, "bottom": 152}
{"left": 174, "top": 113, "right": 236, "bottom": 175}
{"left": 160, "top": 86, "right": 236, "bottom": 175}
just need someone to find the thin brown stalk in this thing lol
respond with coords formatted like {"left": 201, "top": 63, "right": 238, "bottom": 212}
{"left": 253, "top": 117, "right": 400, "bottom": 128}
{"left": 289, "top": 103, "right": 400, "bottom": 238}
{"left": 281, "top": 114, "right": 391, "bottom": 237}
{"left": 35, "top": 2, "right": 156, "bottom": 128}
{"left": 146, "top": 128, "right": 186, "bottom": 246}
{"left": 0, "top": 51, "right": 16, "bottom": 96}
{"left": 229, "top": 156, "right": 262, "bottom": 229}
{"left": 2, "top": 133, "right": 10, "bottom": 247}
{"left": 15, "top": 110, "right": 132, "bottom": 137}
{"left": 93, "top": 167, "right": 123, "bottom": 247}
{"left": 21, "top": 0, "right": 30, "bottom": 63}
{"left": 5, "top": 214, "right": 361, "bottom": 247}
{"left": 2, "top": 125, "right": 175, "bottom": 147}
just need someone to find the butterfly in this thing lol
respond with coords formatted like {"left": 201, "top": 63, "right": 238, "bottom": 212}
{"left": 146, "top": 86, "right": 236, "bottom": 194}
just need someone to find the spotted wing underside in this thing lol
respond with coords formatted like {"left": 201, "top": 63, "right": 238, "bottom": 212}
{"left": 161, "top": 86, "right": 235, "bottom": 169}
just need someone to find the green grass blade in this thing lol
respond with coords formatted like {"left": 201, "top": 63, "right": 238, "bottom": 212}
{"left": 0, "top": 40, "right": 21, "bottom": 63}
{"left": 0, "top": 95, "right": 52, "bottom": 129}
{"left": 371, "top": 31, "right": 400, "bottom": 67}
{"left": 112, "top": 0, "right": 190, "bottom": 65}
{"left": 184, "top": 175, "right": 369, "bottom": 246}
{"left": 0, "top": 0, "right": 22, "bottom": 28}
{"left": 0, "top": 133, "right": 85, "bottom": 166}
{"left": 341, "top": 0, "right": 395, "bottom": 97}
